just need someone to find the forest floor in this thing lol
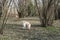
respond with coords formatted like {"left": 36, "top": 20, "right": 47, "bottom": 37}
{"left": 0, "top": 17, "right": 60, "bottom": 40}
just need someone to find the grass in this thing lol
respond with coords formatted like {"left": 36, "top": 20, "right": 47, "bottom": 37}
{"left": 0, "top": 35, "right": 9, "bottom": 40}
{"left": 0, "top": 24, "right": 60, "bottom": 40}
{"left": 45, "top": 26, "right": 60, "bottom": 32}
{"left": 0, "top": 17, "right": 60, "bottom": 40}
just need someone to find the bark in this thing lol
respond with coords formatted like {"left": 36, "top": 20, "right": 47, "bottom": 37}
{"left": 35, "top": 0, "right": 55, "bottom": 27}
{"left": 0, "top": 0, "right": 12, "bottom": 34}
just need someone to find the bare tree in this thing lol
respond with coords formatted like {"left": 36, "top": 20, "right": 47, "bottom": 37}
{"left": 0, "top": 0, "right": 2, "bottom": 18}
{"left": 18, "top": 0, "right": 26, "bottom": 18}
{"left": 0, "top": 0, "right": 12, "bottom": 34}
{"left": 35, "top": 0, "right": 55, "bottom": 27}
{"left": 18, "top": 0, "right": 32, "bottom": 17}
{"left": 54, "top": 0, "right": 59, "bottom": 20}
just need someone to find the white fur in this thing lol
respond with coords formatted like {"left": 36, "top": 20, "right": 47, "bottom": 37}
{"left": 21, "top": 21, "right": 31, "bottom": 29}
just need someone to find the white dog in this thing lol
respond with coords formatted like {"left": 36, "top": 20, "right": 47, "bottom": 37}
{"left": 21, "top": 21, "right": 31, "bottom": 30}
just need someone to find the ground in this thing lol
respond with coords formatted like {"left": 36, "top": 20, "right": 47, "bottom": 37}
{"left": 0, "top": 17, "right": 60, "bottom": 40}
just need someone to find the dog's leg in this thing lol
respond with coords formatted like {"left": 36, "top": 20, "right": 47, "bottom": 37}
{"left": 23, "top": 23, "right": 26, "bottom": 29}
{"left": 28, "top": 24, "right": 31, "bottom": 29}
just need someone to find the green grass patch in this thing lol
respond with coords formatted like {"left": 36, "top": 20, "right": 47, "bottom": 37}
{"left": 45, "top": 26, "right": 59, "bottom": 32}
{"left": 0, "top": 36, "right": 9, "bottom": 40}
